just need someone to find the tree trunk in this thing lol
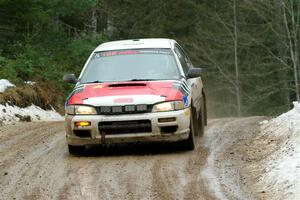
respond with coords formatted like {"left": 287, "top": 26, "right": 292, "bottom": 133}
{"left": 282, "top": 0, "right": 300, "bottom": 101}
{"left": 233, "top": 0, "right": 241, "bottom": 116}
{"left": 275, "top": 0, "right": 290, "bottom": 108}
{"left": 91, "top": 5, "right": 97, "bottom": 38}
{"left": 105, "top": 1, "right": 114, "bottom": 37}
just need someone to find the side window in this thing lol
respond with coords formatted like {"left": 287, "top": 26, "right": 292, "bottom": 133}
{"left": 174, "top": 47, "right": 189, "bottom": 75}
{"left": 174, "top": 45, "right": 191, "bottom": 75}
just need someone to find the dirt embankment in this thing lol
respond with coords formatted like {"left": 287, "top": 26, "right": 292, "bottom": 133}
{"left": 0, "top": 117, "right": 269, "bottom": 200}
{"left": 0, "top": 83, "right": 66, "bottom": 114}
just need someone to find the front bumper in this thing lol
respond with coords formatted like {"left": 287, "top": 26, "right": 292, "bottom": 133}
{"left": 65, "top": 108, "right": 191, "bottom": 146}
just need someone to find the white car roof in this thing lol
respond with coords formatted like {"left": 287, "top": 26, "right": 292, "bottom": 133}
{"left": 94, "top": 38, "right": 176, "bottom": 52}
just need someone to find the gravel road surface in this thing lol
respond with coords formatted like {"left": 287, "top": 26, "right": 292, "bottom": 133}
{"left": 0, "top": 117, "right": 264, "bottom": 200}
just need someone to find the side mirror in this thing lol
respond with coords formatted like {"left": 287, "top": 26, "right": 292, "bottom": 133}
{"left": 63, "top": 74, "right": 78, "bottom": 84}
{"left": 187, "top": 68, "right": 202, "bottom": 78}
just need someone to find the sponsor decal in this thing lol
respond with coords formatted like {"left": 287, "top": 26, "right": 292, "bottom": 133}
{"left": 172, "top": 80, "right": 191, "bottom": 96}
{"left": 183, "top": 95, "right": 189, "bottom": 107}
{"left": 94, "top": 49, "right": 172, "bottom": 58}
{"left": 114, "top": 98, "right": 134, "bottom": 103}
{"left": 99, "top": 50, "right": 138, "bottom": 57}
{"left": 184, "top": 108, "right": 190, "bottom": 117}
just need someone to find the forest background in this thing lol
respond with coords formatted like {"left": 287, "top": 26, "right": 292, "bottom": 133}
{"left": 1, "top": 0, "right": 299, "bottom": 117}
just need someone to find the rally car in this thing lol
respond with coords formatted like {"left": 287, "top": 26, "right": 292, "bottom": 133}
{"left": 63, "top": 38, "right": 207, "bottom": 154}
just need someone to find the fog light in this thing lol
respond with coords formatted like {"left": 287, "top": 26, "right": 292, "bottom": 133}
{"left": 158, "top": 117, "right": 176, "bottom": 123}
{"left": 74, "top": 121, "right": 91, "bottom": 127}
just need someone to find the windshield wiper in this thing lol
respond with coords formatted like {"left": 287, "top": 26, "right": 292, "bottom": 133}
{"left": 81, "top": 80, "right": 103, "bottom": 84}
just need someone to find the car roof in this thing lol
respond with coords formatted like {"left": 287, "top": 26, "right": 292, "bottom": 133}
{"left": 94, "top": 38, "right": 176, "bottom": 52}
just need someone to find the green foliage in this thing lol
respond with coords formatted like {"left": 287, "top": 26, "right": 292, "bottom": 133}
{"left": 1, "top": 33, "right": 107, "bottom": 90}
{"left": 61, "top": 34, "right": 108, "bottom": 74}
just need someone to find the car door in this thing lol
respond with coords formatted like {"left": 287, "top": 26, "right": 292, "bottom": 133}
{"left": 174, "top": 44, "right": 203, "bottom": 115}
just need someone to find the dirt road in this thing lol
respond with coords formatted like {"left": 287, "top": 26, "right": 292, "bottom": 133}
{"left": 0, "top": 117, "right": 264, "bottom": 200}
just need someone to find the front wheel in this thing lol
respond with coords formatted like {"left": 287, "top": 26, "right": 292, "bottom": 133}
{"left": 180, "top": 108, "right": 196, "bottom": 151}
{"left": 68, "top": 145, "right": 86, "bottom": 155}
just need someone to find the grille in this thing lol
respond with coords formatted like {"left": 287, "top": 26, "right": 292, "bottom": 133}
{"left": 99, "top": 120, "right": 152, "bottom": 134}
{"left": 96, "top": 105, "right": 151, "bottom": 115}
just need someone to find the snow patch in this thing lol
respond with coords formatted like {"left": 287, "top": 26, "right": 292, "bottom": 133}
{"left": 24, "top": 81, "right": 36, "bottom": 85}
{"left": 0, "top": 104, "right": 63, "bottom": 124}
{"left": 259, "top": 102, "right": 300, "bottom": 199}
{"left": 0, "top": 79, "right": 15, "bottom": 93}
{"left": 258, "top": 120, "right": 268, "bottom": 125}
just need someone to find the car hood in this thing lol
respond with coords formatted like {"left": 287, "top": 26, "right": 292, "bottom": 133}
{"left": 66, "top": 80, "right": 190, "bottom": 106}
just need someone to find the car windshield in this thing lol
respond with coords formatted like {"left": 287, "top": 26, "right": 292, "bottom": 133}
{"left": 79, "top": 48, "right": 180, "bottom": 83}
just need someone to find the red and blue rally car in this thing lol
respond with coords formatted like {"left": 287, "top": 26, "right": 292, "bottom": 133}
{"left": 63, "top": 38, "right": 207, "bottom": 154}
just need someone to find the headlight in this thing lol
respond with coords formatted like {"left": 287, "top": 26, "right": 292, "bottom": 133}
{"left": 152, "top": 101, "right": 185, "bottom": 112}
{"left": 66, "top": 105, "right": 97, "bottom": 115}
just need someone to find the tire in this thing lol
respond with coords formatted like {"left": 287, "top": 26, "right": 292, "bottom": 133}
{"left": 68, "top": 145, "right": 85, "bottom": 155}
{"left": 181, "top": 107, "right": 196, "bottom": 151}
{"left": 198, "top": 101, "right": 205, "bottom": 137}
